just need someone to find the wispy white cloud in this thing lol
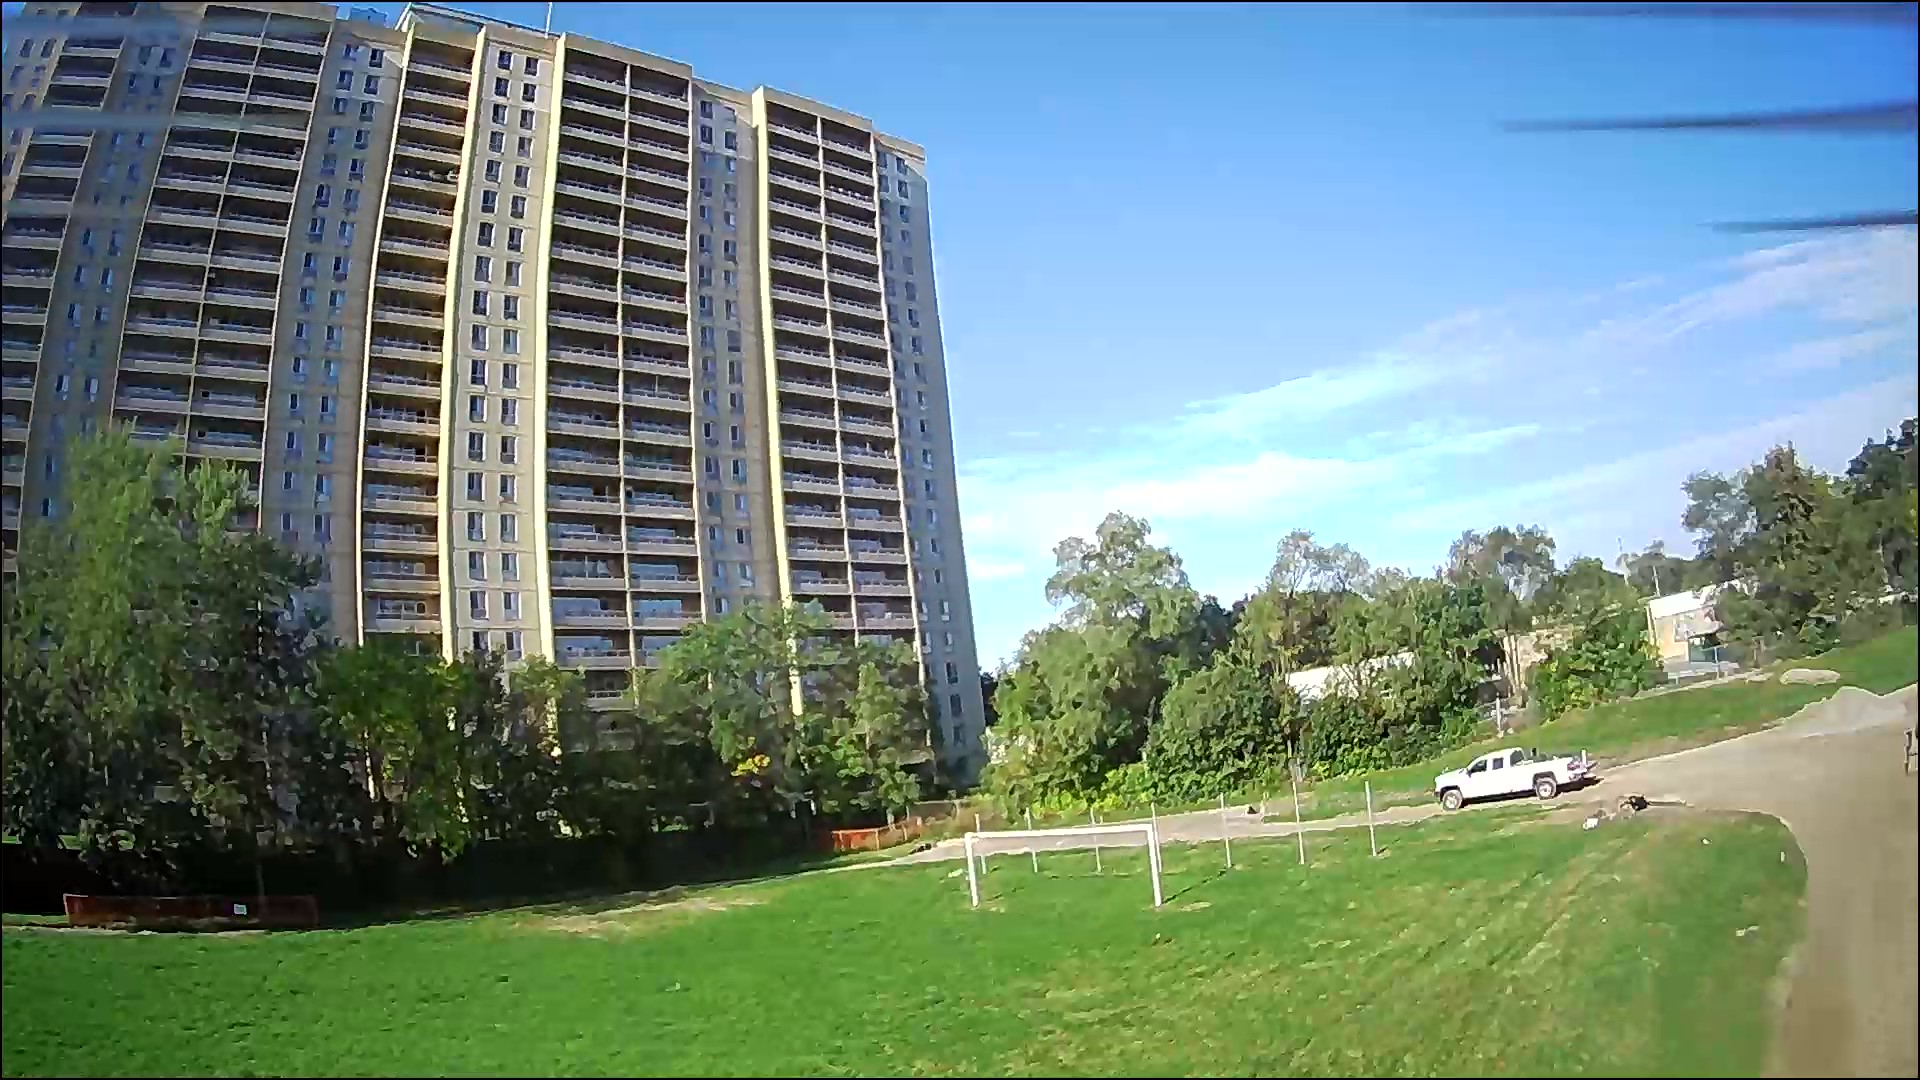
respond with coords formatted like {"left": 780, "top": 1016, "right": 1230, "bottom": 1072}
{"left": 1768, "top": 323, "right": 1916, "bottom": 372}
{"left": 1584, "top": 229, "right": 1917, "bottom": 350}
{"left": 957, "top": 230, "right": 1920, "bottom": 664}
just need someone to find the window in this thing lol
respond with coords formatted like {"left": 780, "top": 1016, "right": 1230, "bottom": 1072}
{"left": 722, "top": 238, "right": 736, "bottom": 260}
{"left": 330, "top": 288, "right": 346, "bottom": 309}
{"left": 318, "top": 433, "right": 334, "bottom": 462}
{"left": 469, "top": 551, "right": 487, "bottom": 580}
{"left": 726, "top": 330, "right": 741, "bottom": 353}
{"left": 469, "top": 394, "right": 486, "bottom": 422}
{"left": 467, "top": 432, "right": 485, "bottom": 461}
{"left": 505, "top": 630, "right": 524, "bottom": 659}
{"left": 507, "top": 227, "right": 524, "bottom": 251}
{"left": 502, "top": 328, "right": 520, "bottom": 354}
{"left": 724, "top": 130, "right": 737, "bottom": 150}
{"left": 282, "top": 470, "right": 296, "bottom": 491}
{"left": 469, "top": 590, "right": 488, "bottom": 620}
{"left": 363, "top": 74, "right": 379, "bottom": 94}
{"left": 474, "top": 255, "right": 492, "bottom": 282}
{"left": 471, "top": 325, "right": 488, "bottom": 350}
{"left": 730, "top": 458, "right": 746, "bottom": 481}
{"left": 698, "top": 294, "right": 712, "bottom": 317}
{"left": 492, "top": 103, "right": 508, "bottom": 125}
{"left": 499, "top": 513, "right": 517, "bottom": 541}
{"left": 83, "top": 376, "right": 99, "bottom": 402}
{"left": 502, "top": 552, "right": 520, "bottom": 580}
{"left": 509, "top": 195, "right": 526, "bottom": 219}
{"left": 501, "top": 399, "right": 519, "bottom": 425}
{"left": 505, "top": 261, "right": 523, "bottom": 286}
{"left": 470, "top": 359, "right": 487, "bottom": 386}
{"left": 467, "top": 511, "right": 485, "bottom": 541}
{"left": 494, "top": 76, "right": 509, "bottom": 98}
{"left": 513, "top": 164, "right": 529, "bottom": 188}
{"left": 502, "top": 362, "right": 519, "bottom": 389}
{"left": 488, "top": 130, "right": 505, "bottom": 153}
{"left": 516, "top": 136, "right": 532, "bottom": 158}
{"left": 354, "top": 129, "right": 369, "bottom": 150}
{"left": 470, "top": 631, "right": 487, "bottom": 654}
{"left": 359, "top": 100, "right": 375, "bottom": 121}
{"left": 499, "top": 435, "right": 518, "bottom": 464}
{"left": 945, "top": 662, "right": 959, "bottom": 685}
{"left": 699, "top": 124, "right": 712, "bottom": 144}
{"left": 324, "top": 358, "right": 340, "bottom": 383}
{"left": 466, "top": 471, "right": 484, "bottom": 501}
{"left": 484, "top": 160, "right": 501, "bottom": 183}
{"left": 502, "top": 296, "right": 519, "bottom": 320}
{"left": 1467, "top": 758, "right": 1487, "bottom": 776}
{"left": 727, "top": 359, "right": 741, "bottom": 383}
{"left": 477, "top": 222, "right": 495, "bottom": 247}
{"left": 369, "top": 48, "right": 384, "bottom": 68}
{"left": 700, "top": 100, "right": 713, "bottom": 119}
{"left": 521, "top": 82, "right": 536, "bottom": 103}
{"left": 315, "top": 182, "right": 332, "bottom": 207}
{"left": 472, "top": 289, "right": 489, "bottom": 315}
{"left": 518, "top": 108, "right": 534, "bottom": 130}
{"left": 940, "top": 600, "right": 951, "bottom": 621}
{"left": 288, "top": 391, "right": 302, "bottom": 415}
{"left": 949, "top": 693, "right": 964, "bottom": 720}
{"left": 337, "top": 70, "right": 353, "bottom": 90}
{"left": 524, "top": 56, "right": 539, "bottom": 76}
{"left": 734, "top": 527, "right": 749, "bottom": 546}
{"left": 496, "top": 49, "right": 513, "bottom": 71}
{"left": 480, "top": 189, "right": 498, "bottom": 214}
{"left": 498, "top": 475, "right": 516, "bottom": 502}
{"left": 502, "top": 590, "right": 520, "bottom": 617}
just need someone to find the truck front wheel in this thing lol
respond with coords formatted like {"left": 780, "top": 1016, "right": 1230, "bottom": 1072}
{"left": 1440, "top": 788, "right": 1464, "bottom": 811}
{"left": 1534, "top": 775, "right": 1558, "bottom": 800}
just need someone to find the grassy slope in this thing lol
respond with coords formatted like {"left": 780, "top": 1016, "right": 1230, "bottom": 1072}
{"left": 1288, "top": 625, "right": 1918, "bottom": 820}
{"left": 3, "top": 812, "right": 1804, "bottom": 1077}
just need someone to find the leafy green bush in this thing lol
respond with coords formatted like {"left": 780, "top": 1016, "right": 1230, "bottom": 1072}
{"left": 1529, "top": 605, "right": 1661, "bottom": 721}
{"left": 1143, "top": 658, "right": 1295, "bottom": 802}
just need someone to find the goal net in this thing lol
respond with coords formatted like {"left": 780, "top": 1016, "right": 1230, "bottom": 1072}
{"left": 962, "top": 822, "right": 1164, "bottom": 908}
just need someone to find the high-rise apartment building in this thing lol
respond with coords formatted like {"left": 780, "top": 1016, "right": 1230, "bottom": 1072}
{"left": 0, "top": 1, "right": 987, "bottom": 780}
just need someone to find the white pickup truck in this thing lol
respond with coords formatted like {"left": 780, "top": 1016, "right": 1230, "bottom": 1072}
{"left": 1434, "top": 747, "right": 1594, "bottom": 811}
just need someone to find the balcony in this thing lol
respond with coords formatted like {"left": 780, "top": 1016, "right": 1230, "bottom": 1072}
{"left": 780, "top": 439, "right": 840, "bottom": 464}
{"left": 783, "top": 472, "right": 841, "bottom": 495}
{"left": 187, "top": 431, "right": 264, "bottom": 458}
{"left": 786, "top": 505, "right": 845, "bottom": 527}
{"left": 365, "top": 405, "right": 438, "bottom": 434}
{"left": 849, "top": 543, "right": 908, "bottom": 564}
{"left": 791, "top": 574, "right": 851, "bottom": 595}
{"left": 549, "top": 376, "right": 620, "bottom": 401}
{"left": 627, "top": 529, "right": 698, "bottom": 554}
{"left": 365, "top": 445, "right": 436, "bottom": 474}
{"left": 556, "top": 642, "right": 634, "bottom": 669}
{"left": 625, "top": 420, "right": 692, "bottom": 447}
{"left": 626, "top": 456, "right": 691, "bottom": 481}
{"left": 552, "top": 602, "right": 629, "bottom": 627}
{"left": 624, "top": 385, "right": 690, "bottom": 409}
{"left": 549, "top": 524, "right": 623, "bottom": 551}
{"left": 548, "top": 487, "right": 622, "bottom": 513}
{"left": 547, "top": 446, "right": 621, "bottom": 473}
{"left": 117, "top": 387, "right": 190, "bottom": 413}
{"left": 629, "top": 571, "right": 700, "bottom": 592}
{"left": 625, "top": 495, "right": 695, "bottom": 520}
{"left": 364, "top": 484, "right": 437, "bottom": 514}
{"left": 363, "top": 522, "right": 437, "bottom": 553}
{"left": 770, "top": 224, "right": 822, "bottom": 248}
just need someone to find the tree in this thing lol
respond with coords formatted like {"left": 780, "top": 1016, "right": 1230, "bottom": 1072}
{"left": 1444, "top": 525, "right": 1553, "bottom": 699}
{"left": 638, "top": 603, "right": 929, "bottom": 825}
{"left": 1616, "top": 539, "right": 1712, "bottom": 598}
{"left": 1845, "top": 418, "right": 1918, "bottom": 596}
{"left": 1533, "top": 556, "right": 1637, "bottom": 622}
{"left": 1234, "top": 529, "right": 1372, "bottom": 700}
{"left": 315, "top": 641, "right": 468, "bottom": 853}
{"left": 0, "top": 430, "right": 328, "bottom": 879}
{"left": 1682, "top": 471, "right": 1755, "bottom": 584}
{"left": 1714, "top": 445, "right": 1886, "bottom": 653}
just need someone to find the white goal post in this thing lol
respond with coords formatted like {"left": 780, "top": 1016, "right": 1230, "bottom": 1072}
{"left": 963, "top": 822, "right": 1165, "bottom": 908}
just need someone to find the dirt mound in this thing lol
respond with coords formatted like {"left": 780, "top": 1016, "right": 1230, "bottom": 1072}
{"left": 1780, "top": 668, "right": 1842, "bottom": 685}
{"left": 1791, "top": 685, "right": 1911, "bottom": 739}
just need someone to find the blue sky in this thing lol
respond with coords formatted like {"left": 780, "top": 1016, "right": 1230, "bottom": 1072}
{"left": 407, "top": 4, "right": 1914, "bottom": 664}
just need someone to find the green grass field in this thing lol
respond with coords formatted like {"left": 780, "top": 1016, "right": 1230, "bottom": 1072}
{"left": 3, "top": 810, "right": 1805, "bottom": 1077}
{"left": 1287, "top": 625, "right": 1920, "bottom": 821}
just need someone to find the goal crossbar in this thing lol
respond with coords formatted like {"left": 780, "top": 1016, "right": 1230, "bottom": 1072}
{"left": 963, "top": 821, "right": 1164, "bottom": 908}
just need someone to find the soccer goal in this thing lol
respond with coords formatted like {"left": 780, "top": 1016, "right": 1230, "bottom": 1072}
{"left": 962, "top": 821, "right": 1165, "bottom": 908}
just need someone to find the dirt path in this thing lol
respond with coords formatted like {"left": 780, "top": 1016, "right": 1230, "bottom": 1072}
{"left": 1603, "top": 685, "right": 1918, "bottom": 1078}
{"left": 896, "top": 684, "right": 1917, "bottom": 1075}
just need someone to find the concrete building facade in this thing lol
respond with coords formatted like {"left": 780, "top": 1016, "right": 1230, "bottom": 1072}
{"left": 0, "top": 1, "right": 987, "bottom": 780}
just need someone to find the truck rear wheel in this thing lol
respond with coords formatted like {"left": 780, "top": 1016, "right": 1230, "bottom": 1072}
{"left": 1440, "top": 788, "right": 1463, "bottom": 811}
{"left": 1534, "top": 775, "right": 1558, "bottom": 800}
